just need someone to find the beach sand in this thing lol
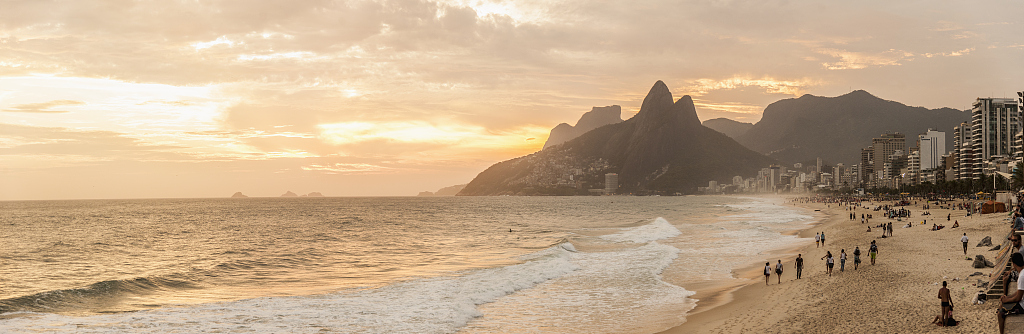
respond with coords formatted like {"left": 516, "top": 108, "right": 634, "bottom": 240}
{"left": 662, "top": 198, "right": 1012, "bottom": 333}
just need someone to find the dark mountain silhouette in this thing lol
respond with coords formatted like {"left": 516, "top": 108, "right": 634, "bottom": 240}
{"left": 735, "top": 90, "right": 970, "bottom": 165}
{"left": 703, "top": 118, "right": 753, "bottom": 139}
{"left": 542, "top": 106, "right": 623, "bottom": 149}
{"left": 459, "top": 81, "right": 776, "bottom": 196}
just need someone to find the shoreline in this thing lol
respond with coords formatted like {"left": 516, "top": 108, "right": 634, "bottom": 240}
{"left": 661, "top": 196, "right": 1010, "bottom": 333}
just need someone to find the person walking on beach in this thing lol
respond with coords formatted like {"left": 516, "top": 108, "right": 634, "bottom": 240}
{"left": 869, "top": 240, "right": 878, "bottom": 265}
{"left": 822, "top": 251, "right": 834, "bottom": 276}
{"left": 888, "top": 222, "right": 893, "bottom": 237}
{"left": 796, "top": 254, "right": 804, "bottom": 279}
{"left": 997, "top": 253, "right": 1024, "bottom": 334}
{"left": 938, "top": 281, "right": 952, "bottom": 326}
{"left": 775, "top": 260, "right": 784, "bottom": 284}
{"left": 853, "top": 246, "right": 862, "bottom": 270}
{"left": 840, "top": 249, "right": 847, "bottom": 272}
{"left": 821, "top": 232, "right": 825, "bottom": 245}
{"left": 961, "top": 233, "right": 969, "bottom": 255}
{"left": 764, "top": 262, "right": 772, "bottom": 286}
{"left": 815, "top": 233, "right": 820, "bottom": 247}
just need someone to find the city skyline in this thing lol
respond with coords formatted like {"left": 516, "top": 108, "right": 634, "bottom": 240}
{"left": 1, "top": 0, "right": 1022, "bottom": 200}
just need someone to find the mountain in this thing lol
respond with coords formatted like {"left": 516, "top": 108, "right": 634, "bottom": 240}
{"left": 542, "top": 106, "right": 623, "bottom": 149}
{"left": 703, "top": 118, "right": 753, "bottom": 139}
{"left": 280, "top": 191, "right": 298, "bottom": 197}
{"left": 231, "top": 192, "right": 248, "bottom": 198}
{"left": 459, "top": 81, "right": 777, "bottom": 196}
{"left": 735, "top": 90, "right": 970, "bottom": 165}
{"left": 434, "top": 184, "right": 467, "bottom": 196}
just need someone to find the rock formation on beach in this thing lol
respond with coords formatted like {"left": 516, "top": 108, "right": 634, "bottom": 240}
{"left": 735, "top": 90, "right": 970, "bottom": 165}
{"left": 542, "top": 106, "right": 623, "bottom": 149}
{"left": 459, "top": 81, "right": 776, "bottom": 195}
{"left": 231, "top": 192, "right": 248, "bottom": 198}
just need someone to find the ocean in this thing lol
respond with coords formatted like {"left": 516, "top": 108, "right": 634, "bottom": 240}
{"left": 0, "top": 195, "right": 814, "bottom": 333}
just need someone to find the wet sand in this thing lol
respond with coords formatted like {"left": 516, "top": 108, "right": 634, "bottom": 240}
{"left": 662, "top": 198, "right": 1010, "bottom": 333}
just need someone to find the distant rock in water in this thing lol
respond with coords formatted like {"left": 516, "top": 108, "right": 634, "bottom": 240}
{"left": 418, "top": 191, "right": 434, "bottom": 196}
{"left": 543, "top": 106, "right": 623, "bottom": 149}
{"left": 305, "top": 192, "right": 324, "bottom": 197}
{"left": 702, "top": 118, "right": 754, "bottom": 139}
{"left": 459, "top": 81, "right": 776, "bottom": 196}
{"left": 231, "top": 192, "right": 248, "bottom": 198}
{"left": 281, "top": 191, "right": 298, "bottom": 197}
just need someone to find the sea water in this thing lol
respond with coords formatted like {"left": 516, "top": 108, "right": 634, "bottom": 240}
{"left": 0, "top": 196, "right": 813, "bottom": 333}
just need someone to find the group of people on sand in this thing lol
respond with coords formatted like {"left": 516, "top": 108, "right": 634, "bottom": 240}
{"left": 765, "top": 240, "right": 878, "bottom": 285}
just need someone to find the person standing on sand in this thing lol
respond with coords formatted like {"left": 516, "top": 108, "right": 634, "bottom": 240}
{"left": 869, "top": 240, "right": 878, "bottom": 265}
{"left": 840, "top": 249, "right": 847, "bottom": 272}
{"left": 938, "top": 281, "right": 951, "bottom": 326}
{"left": 764, "top": 262, "right": 772, "bottom": 286}
{"left": 796, "top": 254, "right": 804, "bottom": 279}
{"left": 853, "top": 246, "right": 861, "bottom": 270}
{"left": 815, "top": 233, "right": 820, "bottom": 248}
{"left": 821, "top": 251, "right": 834, "bottom": 276}
{"left": 961, "top": 233, "right": 969, "bottom": 255}
{"left": 821, "top": 232, "right": 825, "bottom": 245}
{"left": 998, "top": 253, "right": 1024, "bottom": 334}
{"left": 775, "top": 260, "right": 784, "bottom": 284}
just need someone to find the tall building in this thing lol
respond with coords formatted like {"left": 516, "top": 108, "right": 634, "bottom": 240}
{"left": 604, "top": 173, "right": 618, "bottom": 195}
{"left": 953, "top": 121, "right": 973, "bottom": 179}
{"left": 971, "top": 97, "right": 1021, "bottom": 178}
{"left": 860, "top": 147, "right": 874, "bottom": 185}
{"left": 872, "top": 132, "right": 906, "bottom": 182}
{"left": 918, "top": 129, "right": 946, "bottom": 171}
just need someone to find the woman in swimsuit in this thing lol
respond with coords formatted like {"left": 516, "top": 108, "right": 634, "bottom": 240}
{"left": 764, "top": 262, "right": 771, "bottom": 285}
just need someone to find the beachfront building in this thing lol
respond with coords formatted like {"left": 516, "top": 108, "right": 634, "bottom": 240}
{"left": 860, "top": 147, "right": 874, "bottom": 186}
{"left": 953, "top": 121, "right": 974, "bottom": 180}
{"left": 906, "top": 150, "right": 920, "bottom": 184}
{"left": 915, "top": 129, "right": 946, "bottom": 183}
{"left": 604, "top": 173, "right": 618, "bottom": 195}
{"left": 969, "top": 97, "right": 1021, "bottom": 179}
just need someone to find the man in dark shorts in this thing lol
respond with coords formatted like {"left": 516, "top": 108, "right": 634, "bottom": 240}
{"left": 853, "top": 246, "right": 862, "bottom": 270}
{"left": 998, "top": 253, "right": 1024, "bottom": 334}
{"left": 764, "top": 262, "right": 771, "bottom": 286}
{"left": 938, "top": 281, "right": 951, "bottom": 325}
{"left": 775, "top": 260, "right": 784, "bottom": 284}
{"left": 795, "top": 254, "right": 804, "bottom": 279}
{"left": 869, "top": 240, "right": 878, "bottom": 265}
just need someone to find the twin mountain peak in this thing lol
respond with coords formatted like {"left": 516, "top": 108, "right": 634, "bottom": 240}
{"left": 459, "top": 81, "right": 969, "bottom": 195}
{"left": 460, "top": 81, "right": 775, "bottom": 195}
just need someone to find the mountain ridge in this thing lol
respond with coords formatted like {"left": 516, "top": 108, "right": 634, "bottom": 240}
{"left": 459, "top": 81, "right": 776, "bottom": 195}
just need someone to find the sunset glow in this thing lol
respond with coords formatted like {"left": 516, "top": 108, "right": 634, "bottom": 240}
{"left": 1, "top": 0, "right": 1021, "bottom": 199}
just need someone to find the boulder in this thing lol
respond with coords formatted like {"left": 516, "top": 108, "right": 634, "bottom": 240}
{"left": 990, "top": 244, "right": 1002, "bottom": 251}
{"left": 977, "top": 236, "right": 992, "bottom": 247}
{"left": 974, "top": 255, "right": 995, "bottom": 268}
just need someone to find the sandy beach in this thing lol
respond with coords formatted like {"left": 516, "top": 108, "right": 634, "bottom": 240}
{"left": 662, "top": 196, "right": 1013, "bottom": 333}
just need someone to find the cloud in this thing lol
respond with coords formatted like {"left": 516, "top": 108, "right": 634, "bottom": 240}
{"left": 817, "top": 48, "right": 913, "bottom": 70}
{"left": 3, "top": 99, "right": 85, "bottom": 113}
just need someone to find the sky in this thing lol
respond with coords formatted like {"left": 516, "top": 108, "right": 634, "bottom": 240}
{"left": 1, "top": 0, "right": 1022, "bottom": 200}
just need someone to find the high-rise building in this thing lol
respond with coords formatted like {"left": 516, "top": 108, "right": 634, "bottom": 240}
{"left": 918, "top": 129, "right": 946, "bottom": 171}
{"left": 860, "top": 147, "right": 874, "bottom": 185}
{"left": 971, "top": 97, "right": 1021, "bottom": 178}
{"left": 872, "top": 132, "right": 906, "bottom": 181}
{"left": 604, "top": 173, "right": 618, "bottom": 195}
{"left": 953, "top": 121, "right": 973, "bottom": 179}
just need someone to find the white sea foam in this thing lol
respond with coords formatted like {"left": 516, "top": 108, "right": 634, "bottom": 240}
{"left": 0, "top": 245, "right": 580, "bottom": 334}
{"left": 462, "top": 219, "right": 695, "bottom": 333}
{"left": 599, "top": 217, "right": 681, "bottom": 243}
